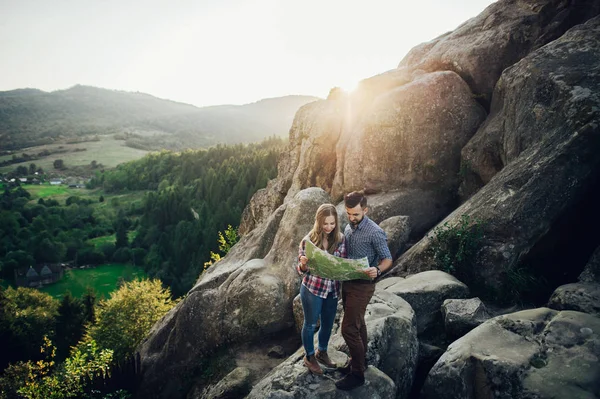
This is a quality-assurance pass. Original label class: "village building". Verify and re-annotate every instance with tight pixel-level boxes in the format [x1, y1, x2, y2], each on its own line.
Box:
[15, 264, 64, 287]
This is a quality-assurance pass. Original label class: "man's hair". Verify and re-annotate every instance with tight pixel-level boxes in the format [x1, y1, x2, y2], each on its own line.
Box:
[344, 191, 367, 208]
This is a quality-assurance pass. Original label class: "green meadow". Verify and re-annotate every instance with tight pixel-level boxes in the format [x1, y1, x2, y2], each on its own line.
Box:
[40, 263, 147, 299]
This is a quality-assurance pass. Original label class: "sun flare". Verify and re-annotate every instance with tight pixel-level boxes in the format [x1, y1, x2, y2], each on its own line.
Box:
[339, 79, 360, 94]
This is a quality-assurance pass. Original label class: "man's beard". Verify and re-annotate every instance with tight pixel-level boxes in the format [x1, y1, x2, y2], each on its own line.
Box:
[350, 217, 362, 227]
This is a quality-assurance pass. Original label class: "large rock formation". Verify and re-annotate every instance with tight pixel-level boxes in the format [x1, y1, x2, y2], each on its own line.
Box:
[239, 101, 344, 235]
[393, 16, 600, 298]
[397, 0, 600, 105]
[330, 70, 486, 200]
[136, 2, 600, 398]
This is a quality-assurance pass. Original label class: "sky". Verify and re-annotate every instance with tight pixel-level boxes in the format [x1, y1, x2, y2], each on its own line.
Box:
[0, 0, 496, 107]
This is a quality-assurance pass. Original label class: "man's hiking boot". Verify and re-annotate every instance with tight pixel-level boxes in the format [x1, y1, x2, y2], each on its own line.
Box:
[337, 357, 352, 374]
[304, 355, 323, 375]
[335, 372, 365, 390]
[315, 349, 336, 368]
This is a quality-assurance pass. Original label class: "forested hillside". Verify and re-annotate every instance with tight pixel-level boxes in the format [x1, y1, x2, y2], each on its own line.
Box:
[0, 136, 284, 397]
[0, 85, 317, 151]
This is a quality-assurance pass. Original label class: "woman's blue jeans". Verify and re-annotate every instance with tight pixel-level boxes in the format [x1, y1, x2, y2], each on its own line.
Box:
[300, 283, 338, 357]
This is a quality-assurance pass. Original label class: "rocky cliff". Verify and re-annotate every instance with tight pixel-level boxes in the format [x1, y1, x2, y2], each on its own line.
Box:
[136, 1, 600, 398]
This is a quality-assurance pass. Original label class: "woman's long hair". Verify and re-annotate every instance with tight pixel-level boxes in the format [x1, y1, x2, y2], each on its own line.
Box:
[309, 203, 342, 254]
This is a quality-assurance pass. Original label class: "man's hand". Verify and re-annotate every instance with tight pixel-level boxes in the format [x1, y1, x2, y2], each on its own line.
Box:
[299, 255, 309, 272]
[365, 267, 379, 279]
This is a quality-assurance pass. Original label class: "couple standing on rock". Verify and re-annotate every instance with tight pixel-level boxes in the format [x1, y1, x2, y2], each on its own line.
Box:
[296, 191, 393, 391]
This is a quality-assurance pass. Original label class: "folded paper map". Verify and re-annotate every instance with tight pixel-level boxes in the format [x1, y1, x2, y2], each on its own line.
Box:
[305, 240, 371, 281]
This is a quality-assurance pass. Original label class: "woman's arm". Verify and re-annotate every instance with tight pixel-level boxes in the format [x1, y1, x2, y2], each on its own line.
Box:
[296, 239, 309, 274]
[336, 234, 347, 258]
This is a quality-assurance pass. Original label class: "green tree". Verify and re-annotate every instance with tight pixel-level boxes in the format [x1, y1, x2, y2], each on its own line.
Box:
[0, 288, 59, 371]
[85, 279, 176, 361]
[115, 223, 128, 249]
[81, 287, 97, 324]
[53, 159, 64, 170]
[0, 337, 113, 399]
[16, 165, 28, 176]
[205, 225, 239, 269]
[54, 292, 86, 360]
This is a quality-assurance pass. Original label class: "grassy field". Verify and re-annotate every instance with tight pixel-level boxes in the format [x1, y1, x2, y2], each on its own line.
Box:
[0, 134, 149, 173]
[1, 264, 147, 300]
[88, 231, 136, 248]
[20, 184, 146, 215]
[40, 263, 147, 299]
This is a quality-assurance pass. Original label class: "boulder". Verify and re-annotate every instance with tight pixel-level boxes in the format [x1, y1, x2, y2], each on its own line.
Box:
[282, 100, 345, 203]
[547, 282, 600, 317]
[198, 202, 288, 290]
[395, 17, 600, 299]
[238, 179, 286, 236]
[189, 367, 252, 399]
[579, 245, 600, 283]
[383, 271, 469, 334]
[397, 0, 600, 104]
[331, 71, 486, 202]
[268, 346, 286, 359]
[379, 216, 411, 259]
[136, 188, 333, 399]
[292, 294, 304, 334]
[441, 297, 490, 338]
[238, 100, 343, 235]
[335, 189, 455, 239]
[460, 14, 600, 196]
[421, 308, 600, 399]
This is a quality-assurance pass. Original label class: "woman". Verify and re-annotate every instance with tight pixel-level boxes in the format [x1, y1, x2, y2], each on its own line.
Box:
[297, 203, 346, 375]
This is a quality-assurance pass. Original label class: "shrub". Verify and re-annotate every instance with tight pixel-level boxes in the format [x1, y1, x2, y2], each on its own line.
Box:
[85, 279, 176, 362]
[428, 214, 484, 283]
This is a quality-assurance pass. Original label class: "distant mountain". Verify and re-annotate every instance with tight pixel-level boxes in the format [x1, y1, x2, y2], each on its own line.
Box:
[0, 85, 320, 151]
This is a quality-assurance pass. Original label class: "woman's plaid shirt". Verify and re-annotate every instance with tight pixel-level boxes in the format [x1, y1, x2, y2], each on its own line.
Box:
[296, 235, 346, 298]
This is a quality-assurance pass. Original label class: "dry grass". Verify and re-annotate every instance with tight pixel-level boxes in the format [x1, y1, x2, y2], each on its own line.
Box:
[0, 135, 149, 173]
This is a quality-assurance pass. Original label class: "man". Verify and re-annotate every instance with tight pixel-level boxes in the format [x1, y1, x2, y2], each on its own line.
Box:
[335, 191, 393, 391]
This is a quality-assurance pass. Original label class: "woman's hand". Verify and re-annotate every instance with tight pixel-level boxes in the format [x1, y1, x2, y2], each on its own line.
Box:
[299, 255, 309, 272]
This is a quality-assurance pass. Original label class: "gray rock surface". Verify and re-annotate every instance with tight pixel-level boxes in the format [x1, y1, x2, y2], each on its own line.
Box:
[190, 367, 252, 399]
[547, 282, 600, 317]
[331, 71, 486, 201]
[397, 0, 600, 104]
[247, 358, 396, 399]
[383, 270, 469, 334]
[379, 215, 411, 259]
[579, 245, 600, 283]
[421, 308, 600, 399]
[394, 17, 600, 297]
[441, 297, 490, 338]
[335, 189, 453, 240]
[251, 289, 418, 399]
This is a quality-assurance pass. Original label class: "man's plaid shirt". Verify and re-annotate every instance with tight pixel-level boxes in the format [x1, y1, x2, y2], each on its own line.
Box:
[296, 235, 346, 298]
[344, 216, 392, 268]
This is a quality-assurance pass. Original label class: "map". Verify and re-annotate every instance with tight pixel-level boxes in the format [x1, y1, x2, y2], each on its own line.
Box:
[305, 240, 372, 281]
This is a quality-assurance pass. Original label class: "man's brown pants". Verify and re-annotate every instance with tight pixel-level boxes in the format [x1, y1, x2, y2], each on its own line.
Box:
[341, 280, 376, 377]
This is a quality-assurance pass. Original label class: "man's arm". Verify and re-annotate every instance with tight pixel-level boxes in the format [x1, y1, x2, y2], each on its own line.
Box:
[378, 258, 393, 274]
[374, 228, 393, 274]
